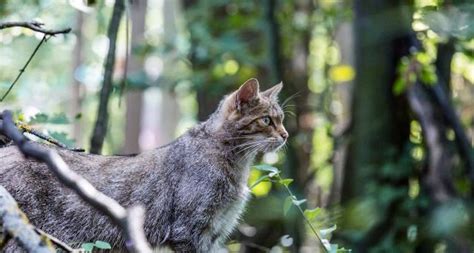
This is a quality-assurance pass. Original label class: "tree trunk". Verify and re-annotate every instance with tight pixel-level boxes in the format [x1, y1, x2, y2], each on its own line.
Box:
[341, 0, 412, 250]
[90, 0, 124, 154]
[122, 0, 147, 154]
[156, 0, 180, 145]
[329, 22, 354, 205]
[70, 11, 84, 147]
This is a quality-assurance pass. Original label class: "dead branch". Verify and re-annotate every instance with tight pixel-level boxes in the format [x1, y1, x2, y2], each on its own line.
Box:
[0, 185, 54, 253]
[0, 110, 152, 253]
[17, 121, 85, 152]
[0, 21, 71, 35]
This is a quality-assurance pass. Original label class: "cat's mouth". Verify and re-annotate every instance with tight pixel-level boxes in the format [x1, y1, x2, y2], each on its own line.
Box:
[262, 138, 286, 153]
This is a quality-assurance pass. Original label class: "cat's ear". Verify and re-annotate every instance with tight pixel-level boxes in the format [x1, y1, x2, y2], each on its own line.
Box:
[235, 78, 260, 109]
[261, 82, 283, 101]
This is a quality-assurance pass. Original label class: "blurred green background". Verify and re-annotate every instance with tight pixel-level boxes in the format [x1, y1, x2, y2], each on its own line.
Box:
[1, 0, 474, 252]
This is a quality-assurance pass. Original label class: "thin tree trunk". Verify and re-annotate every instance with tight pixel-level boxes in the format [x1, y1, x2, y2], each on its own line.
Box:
[90, 0, 124, 154]
[156, 0, 180, 145]
[329, 22, 354, 205]
[122, 0, 147, 154]
[71, 11, 84, 147]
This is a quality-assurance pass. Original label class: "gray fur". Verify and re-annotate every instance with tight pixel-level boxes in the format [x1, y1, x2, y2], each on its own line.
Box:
[0, 79, 287, 252]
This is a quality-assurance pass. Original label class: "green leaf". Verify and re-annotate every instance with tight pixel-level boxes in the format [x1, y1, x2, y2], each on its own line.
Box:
[48, 113, 70, 124]
[28, 112, 70, 124]
[393, 78, 406, 95]
[253, 164, 279, 174]
[283, 196, 293, 216]
[320, 225, 337, 238]
[29, 113, 48, 124]
[249, 175, 270, 189]
[304, 208, 322, 221]
[337, 247, 352, 252]
[81, 242, 95, 252]
[268, 171, 279, 178]
[94, 240, 112, 249]
[49, 131, 76, 147]
[279, 178, 293, 187]
[292, 198, 307, 206]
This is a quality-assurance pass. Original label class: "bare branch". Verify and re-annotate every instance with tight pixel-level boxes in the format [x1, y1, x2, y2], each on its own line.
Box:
[0, 185, 54, 253]
[0, 21, 71, 35]
[0, 35, 47, 102]
[17, 121, 85, 152]
[0, 22, 71, 102]
[0, 110, 152, 253]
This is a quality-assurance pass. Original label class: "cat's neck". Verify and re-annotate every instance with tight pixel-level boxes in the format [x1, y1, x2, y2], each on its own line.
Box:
[188, 119, 257, 168]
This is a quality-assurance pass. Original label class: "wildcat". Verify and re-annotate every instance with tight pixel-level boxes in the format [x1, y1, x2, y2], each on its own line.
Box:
[0, 78, 288, 252]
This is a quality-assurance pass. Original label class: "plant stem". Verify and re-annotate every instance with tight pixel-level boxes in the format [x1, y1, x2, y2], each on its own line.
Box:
[278, 175, 329, 253]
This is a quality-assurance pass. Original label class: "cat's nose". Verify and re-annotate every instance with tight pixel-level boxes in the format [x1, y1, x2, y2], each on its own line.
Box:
[280, 130, 288, 140]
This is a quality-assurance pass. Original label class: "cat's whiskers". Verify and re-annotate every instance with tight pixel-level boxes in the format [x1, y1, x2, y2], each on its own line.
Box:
[234, 141, 263, 155]
[281, 92, 300, 109]
[229, 139, 264, 152]
[223, 136, 256, 144]
[239, 142, 264, 163]
[284, 110, 296, 117]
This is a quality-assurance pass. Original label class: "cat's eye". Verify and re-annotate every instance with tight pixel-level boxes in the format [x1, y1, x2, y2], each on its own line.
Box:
[261, 116, 272, 126]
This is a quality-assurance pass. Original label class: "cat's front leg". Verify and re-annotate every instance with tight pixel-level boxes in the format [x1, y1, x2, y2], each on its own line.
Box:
[196, 233, 223, 253]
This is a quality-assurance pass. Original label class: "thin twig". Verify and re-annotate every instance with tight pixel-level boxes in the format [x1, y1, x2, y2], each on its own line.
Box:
[0, 34, 47, 102]
[34, 228, 74, 253]
[0, 110, 152, 253]
[0, 21, 71, 35]
[238, 241, 271, 252]
[17, 121, 85, 152]
[0, 21, 71, 101]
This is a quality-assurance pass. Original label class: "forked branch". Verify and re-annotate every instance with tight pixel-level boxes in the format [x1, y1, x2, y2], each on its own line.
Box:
[0, 21, 71, 102]
[0, 21, 71, 35]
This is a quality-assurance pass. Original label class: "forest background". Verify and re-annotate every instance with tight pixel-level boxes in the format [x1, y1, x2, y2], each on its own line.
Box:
[1, 0, 474, 252]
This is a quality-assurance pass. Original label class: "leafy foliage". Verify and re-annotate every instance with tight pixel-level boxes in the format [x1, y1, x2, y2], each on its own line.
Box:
[81, 240, 112, 252]
[253, 164, 351, 253]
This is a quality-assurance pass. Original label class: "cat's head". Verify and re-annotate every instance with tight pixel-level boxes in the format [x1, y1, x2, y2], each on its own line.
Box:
[213, 78, 288, 153]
